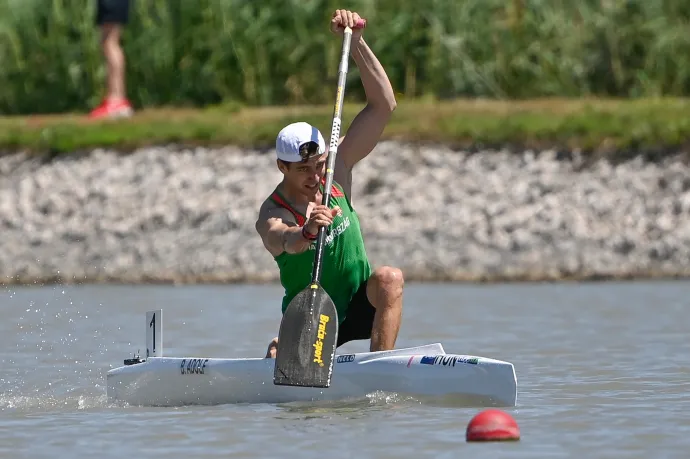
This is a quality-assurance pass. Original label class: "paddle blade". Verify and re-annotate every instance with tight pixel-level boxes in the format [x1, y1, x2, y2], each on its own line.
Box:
[273, 283, 338, 388]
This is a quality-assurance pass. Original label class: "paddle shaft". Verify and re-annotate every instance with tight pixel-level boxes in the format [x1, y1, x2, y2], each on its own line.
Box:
[309, 24, 359, 285]
[273, 20, 366, 388]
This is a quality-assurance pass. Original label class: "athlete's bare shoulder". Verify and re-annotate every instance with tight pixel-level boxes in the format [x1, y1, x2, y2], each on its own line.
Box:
[255, 197, 298, 256]
[256, 199, 297, 233]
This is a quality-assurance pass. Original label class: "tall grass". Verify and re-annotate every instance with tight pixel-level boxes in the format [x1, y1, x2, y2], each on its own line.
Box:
[1, 0, 689, 115]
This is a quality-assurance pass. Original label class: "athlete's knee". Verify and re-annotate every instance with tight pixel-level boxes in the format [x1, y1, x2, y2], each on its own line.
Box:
[369, 266, 404, 308]
[373, 266, 404, 290]
[266, 336, 278, 359]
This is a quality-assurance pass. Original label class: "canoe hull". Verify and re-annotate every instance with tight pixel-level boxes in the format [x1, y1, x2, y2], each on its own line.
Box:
[106, 344, 517, 407]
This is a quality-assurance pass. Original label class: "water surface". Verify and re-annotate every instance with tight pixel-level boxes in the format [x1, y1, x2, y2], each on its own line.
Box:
[2, 281, 688, 458]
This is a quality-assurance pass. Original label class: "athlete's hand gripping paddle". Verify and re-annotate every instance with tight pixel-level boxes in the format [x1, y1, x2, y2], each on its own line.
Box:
[273, 19, 365, 388]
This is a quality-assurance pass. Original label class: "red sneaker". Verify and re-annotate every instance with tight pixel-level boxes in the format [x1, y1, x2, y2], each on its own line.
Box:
[89, 97, 134, 119]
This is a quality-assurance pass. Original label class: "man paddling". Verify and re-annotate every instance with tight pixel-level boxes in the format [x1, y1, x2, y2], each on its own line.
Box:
[255, 9, 403, 359]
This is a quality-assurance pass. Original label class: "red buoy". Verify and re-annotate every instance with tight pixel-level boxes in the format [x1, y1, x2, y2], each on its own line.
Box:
[466, 409, 520, 442]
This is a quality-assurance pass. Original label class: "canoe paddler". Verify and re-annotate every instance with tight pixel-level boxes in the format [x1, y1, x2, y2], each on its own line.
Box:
[255, 8, 403, 359]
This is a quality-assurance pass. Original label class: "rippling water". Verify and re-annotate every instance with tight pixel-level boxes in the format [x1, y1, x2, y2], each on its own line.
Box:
[2, 281, 689, 458]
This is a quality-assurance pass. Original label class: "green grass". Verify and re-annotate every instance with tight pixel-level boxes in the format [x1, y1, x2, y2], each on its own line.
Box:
[1, 0, 690, 115]
[2, 98, 689, 159]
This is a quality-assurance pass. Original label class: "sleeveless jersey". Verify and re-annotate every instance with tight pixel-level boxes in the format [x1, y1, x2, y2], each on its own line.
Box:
[268, 181, 372, 324]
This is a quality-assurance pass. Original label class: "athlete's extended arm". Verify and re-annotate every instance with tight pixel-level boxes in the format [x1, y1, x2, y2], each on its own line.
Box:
[327, 11, 396, 197]
[337, 35, 396, 170]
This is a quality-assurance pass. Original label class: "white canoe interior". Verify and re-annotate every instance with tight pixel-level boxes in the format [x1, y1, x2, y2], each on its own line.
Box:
[106, 309, 518, 407]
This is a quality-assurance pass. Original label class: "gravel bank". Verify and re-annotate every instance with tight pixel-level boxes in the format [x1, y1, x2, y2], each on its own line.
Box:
[1, 142, 689, 285]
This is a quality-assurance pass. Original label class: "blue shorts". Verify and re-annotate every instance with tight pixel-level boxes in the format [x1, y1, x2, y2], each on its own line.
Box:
[96, 0, 131, 25]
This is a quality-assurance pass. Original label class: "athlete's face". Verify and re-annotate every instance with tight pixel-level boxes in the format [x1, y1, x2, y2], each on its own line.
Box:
[279, 153, 327, 197]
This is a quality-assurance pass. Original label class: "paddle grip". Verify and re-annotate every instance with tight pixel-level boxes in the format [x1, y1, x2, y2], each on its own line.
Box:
[335, 19, 366, 30]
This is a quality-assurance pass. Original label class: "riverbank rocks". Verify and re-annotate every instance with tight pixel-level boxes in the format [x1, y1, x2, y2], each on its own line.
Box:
[1, 142, 689, 285]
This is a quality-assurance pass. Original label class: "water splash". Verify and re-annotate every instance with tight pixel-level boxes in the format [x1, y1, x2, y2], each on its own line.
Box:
[1, 393, 108, 412]
[2, 285, 135, 417]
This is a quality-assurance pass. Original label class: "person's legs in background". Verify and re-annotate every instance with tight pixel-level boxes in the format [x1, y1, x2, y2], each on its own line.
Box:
[90, 0, 133, 119]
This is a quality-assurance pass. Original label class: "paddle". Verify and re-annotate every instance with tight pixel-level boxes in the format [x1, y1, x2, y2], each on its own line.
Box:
[273, 19, 365, 388]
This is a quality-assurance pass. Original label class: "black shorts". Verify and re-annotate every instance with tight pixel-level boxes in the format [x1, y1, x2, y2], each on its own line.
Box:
[96, 0, 131, 25]
[337, 280, 376, 347]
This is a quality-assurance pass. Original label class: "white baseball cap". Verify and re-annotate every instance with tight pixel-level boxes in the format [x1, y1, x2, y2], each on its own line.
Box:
[275, 122, 326, 162]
